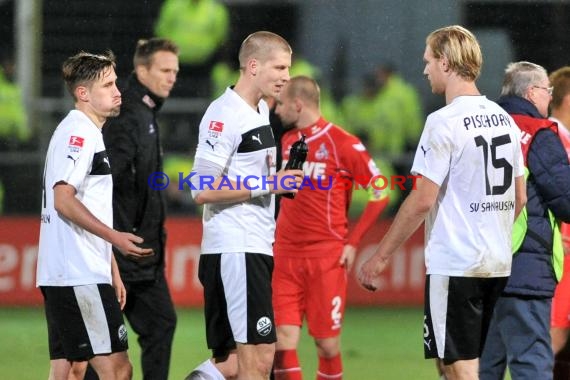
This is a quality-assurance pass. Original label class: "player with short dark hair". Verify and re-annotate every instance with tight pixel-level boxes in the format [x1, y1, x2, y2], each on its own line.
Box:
[37, 51, 153, 380]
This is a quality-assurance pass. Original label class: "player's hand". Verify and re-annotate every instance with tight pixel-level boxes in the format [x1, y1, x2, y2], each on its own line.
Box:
[272, 169, 303, 195]
[112, 232, 154, 259]
[339, 244, 357, 272]
[357, 254, 390, 292]
[112, 272, 127, 310]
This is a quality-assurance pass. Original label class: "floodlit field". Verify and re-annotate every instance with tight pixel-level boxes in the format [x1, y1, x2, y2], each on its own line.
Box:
[0, 307, 440, 379]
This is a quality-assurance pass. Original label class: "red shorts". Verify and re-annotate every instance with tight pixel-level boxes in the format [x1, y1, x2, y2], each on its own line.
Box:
[272, 254, 347, 339]
[552, 255, 570, 328]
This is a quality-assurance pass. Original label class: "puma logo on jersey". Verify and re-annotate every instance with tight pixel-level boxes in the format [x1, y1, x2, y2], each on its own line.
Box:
[206, 140, 217, 151]
[67, 155, 78, 165]
[421, 145, 431, 156]
[252, 134, 262, 145]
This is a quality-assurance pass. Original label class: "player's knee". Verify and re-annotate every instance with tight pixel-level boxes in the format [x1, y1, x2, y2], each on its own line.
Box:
[214, 352, 239, 379]
[256, 359, 274, 379]
[255, 344, 276, 376]
[220, 364, 238, 380]
[443, 359, 477, 380]
[276, 325, 300, 349]
[262, 345, 276, 364]
[315, 337, 340, 358]
[117, 360, 133, 380]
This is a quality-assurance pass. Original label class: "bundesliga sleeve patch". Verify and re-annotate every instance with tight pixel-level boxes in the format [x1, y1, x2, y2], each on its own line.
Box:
[68, 136, 84, 153]
[209, 121, 224, 132]
[208, 121, 224, 139]
[69, 136, 84, 147]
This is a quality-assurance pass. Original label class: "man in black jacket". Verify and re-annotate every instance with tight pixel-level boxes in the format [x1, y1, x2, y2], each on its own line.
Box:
[102, 38, 179, 380]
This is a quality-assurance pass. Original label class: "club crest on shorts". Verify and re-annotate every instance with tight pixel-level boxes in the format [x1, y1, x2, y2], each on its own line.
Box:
[118, 324, 128, 344]
[256, 316, 272, 336]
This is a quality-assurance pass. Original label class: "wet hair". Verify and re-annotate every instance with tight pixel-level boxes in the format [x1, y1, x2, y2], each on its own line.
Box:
[238, 31, 292, 70]
[284, 75, 320, 108]
[62, 51, 116, 98]
[549, 66, 570, 109]
[500, 61, 547, 98]
[426, 25, 482, 81]
[133, 38, 179, 68]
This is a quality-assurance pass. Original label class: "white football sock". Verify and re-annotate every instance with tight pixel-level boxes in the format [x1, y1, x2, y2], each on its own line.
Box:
[186, 359, 225, 380]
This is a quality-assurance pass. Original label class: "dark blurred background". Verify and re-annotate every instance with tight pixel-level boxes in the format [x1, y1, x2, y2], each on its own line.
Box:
[0, 0, 569, 215]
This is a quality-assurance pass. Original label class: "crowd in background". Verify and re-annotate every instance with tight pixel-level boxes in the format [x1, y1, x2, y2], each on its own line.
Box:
[5, 1, 570, 379]
[0, 0, 423, 217]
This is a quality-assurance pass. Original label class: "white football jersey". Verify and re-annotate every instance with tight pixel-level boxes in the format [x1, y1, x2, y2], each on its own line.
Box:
[194, 88, 277, 255]
[412, 96, 524, 277]
[37, 110, 113, 286]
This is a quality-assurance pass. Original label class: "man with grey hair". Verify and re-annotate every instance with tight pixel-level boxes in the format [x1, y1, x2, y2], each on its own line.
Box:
[480, 61, 570, 380]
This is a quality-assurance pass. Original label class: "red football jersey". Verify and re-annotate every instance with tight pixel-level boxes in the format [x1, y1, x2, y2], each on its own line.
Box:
[274, 117, 380, 257]
[550, 120, 570, 328]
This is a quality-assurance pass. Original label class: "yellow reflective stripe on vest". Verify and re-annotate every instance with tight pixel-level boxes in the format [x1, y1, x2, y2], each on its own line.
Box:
[512, 167, 564, 281]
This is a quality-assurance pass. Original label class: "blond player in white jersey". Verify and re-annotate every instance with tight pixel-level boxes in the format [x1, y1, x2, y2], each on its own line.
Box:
[358, 25, 526, 380]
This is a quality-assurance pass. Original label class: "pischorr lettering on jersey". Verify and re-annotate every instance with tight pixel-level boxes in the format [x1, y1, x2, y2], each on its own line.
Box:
[463, 112, 512, 130]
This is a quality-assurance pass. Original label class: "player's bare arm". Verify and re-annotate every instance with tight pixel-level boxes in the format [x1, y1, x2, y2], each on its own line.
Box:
[358, 176, 439, 291]
[343, 189, 390, 271]
[193, 168, 303, 205]
[111, 255, 126, 309]
[53, 182, 154, 258]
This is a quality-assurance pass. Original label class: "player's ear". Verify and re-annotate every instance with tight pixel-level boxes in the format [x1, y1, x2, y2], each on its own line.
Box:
[440, 56, 450, 73]
[249, 58, 258, 76]
[75, 85, 89, 102]
[294, 98, 303, 113]
[135, 64, 148, 82]
[562, 93, 570, 108]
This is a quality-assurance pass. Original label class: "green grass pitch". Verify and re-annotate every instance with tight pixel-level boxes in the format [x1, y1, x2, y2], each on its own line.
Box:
[0, 307, 439, 379]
